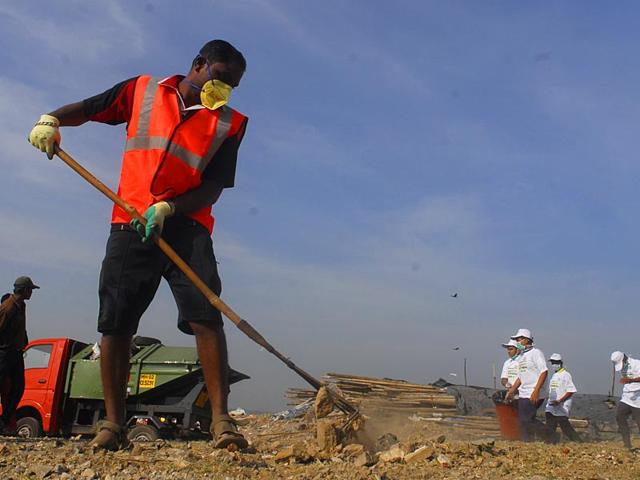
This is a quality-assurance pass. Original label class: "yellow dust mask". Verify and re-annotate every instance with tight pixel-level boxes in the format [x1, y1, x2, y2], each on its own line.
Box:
[201, 79, 232, 111]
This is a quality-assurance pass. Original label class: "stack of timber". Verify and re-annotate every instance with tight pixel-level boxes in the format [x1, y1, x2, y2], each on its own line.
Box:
[414, 414, 590, 434]
[285, 373, 600, 437]
[286, 372, 459, 417]
[420, 414, 502, 434]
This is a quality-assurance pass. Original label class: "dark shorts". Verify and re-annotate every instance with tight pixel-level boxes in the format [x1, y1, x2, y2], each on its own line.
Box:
[98, 216, 223, 335]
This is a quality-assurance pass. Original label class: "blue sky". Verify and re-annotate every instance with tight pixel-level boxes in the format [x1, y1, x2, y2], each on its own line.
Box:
[1, 1, 639, 411]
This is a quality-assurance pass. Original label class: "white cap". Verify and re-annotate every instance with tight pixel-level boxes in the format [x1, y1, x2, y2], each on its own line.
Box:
[501, 339, 520, 348]
[611, 351, 625, 372]
[549, 353, 562, 362]
[510, 328, 533, 341]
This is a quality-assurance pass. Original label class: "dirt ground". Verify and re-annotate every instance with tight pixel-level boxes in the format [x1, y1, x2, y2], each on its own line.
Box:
[0, 412, 638, 480]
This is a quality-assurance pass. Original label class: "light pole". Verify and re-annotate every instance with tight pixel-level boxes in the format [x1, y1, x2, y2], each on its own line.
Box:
[463, 357, 468, 387]
[453, 346, 468, 386]
[492, 362, 497, 390]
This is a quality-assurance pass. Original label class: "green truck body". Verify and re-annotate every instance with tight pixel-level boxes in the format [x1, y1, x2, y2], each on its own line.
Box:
[67, 343, 203, 399]
[9, 337, 248, 441]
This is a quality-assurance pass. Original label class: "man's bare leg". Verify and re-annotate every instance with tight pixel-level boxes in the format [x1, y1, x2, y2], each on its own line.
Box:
[90, 333, 132, 449]
[190, 322, 247, 448]
[190, 322, 229, 416]
[100, 333, 132, 424]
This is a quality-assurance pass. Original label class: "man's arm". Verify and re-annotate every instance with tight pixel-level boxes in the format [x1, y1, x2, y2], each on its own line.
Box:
[549, 391, 575, 406]
[29, 77, 137, 158]
[170, 179, 224, 215]
[557, 391, 574, 403]
[0, 298, 16, 334]
[530, 370, 548, 403]
[49, 102, 89, 127]
[620, 377, 640, 384]
[500, 361, 509, 387]
[506, 378, 521, 400]
[551, 375, 577, 405]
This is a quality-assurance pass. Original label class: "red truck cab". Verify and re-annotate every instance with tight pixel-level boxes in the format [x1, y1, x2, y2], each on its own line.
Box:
[1, 338, 87, 436]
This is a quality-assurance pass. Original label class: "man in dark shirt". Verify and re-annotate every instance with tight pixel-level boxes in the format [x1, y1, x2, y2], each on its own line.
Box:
[0, 276, 38, 432]
[28, 40, 249, 450]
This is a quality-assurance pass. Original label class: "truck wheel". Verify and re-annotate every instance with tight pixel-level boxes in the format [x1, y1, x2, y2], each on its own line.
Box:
[128, 424, 159, 442]
[16, 417, 42, 438]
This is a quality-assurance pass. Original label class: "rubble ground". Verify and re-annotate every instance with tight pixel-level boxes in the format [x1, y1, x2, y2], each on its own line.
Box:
[1, 413, 639, 480]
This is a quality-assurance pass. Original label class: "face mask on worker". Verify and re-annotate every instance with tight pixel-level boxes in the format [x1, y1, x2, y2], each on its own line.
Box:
[188, 58, 233, 110]
[552, 364, 562, 372]
[622, 360, 630, 377]
[515, 343, 526, 353]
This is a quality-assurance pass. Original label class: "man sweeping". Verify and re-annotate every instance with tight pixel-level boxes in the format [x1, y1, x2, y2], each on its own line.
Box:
[28, 40, 248, 451]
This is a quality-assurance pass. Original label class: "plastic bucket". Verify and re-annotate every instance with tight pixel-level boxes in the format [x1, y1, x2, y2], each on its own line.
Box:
[495, 403, 521, 440]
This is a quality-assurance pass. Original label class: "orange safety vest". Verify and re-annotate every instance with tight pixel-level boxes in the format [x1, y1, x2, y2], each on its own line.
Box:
[111, 75, 247, 233]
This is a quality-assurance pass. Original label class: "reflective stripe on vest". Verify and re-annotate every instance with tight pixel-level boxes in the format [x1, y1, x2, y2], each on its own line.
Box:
[124, 105, 233, 173]
[136, 78, 159, 136]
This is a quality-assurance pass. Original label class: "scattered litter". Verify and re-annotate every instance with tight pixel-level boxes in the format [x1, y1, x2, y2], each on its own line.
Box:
[89, 342, 100, 360]
[271, 399, 312, 421]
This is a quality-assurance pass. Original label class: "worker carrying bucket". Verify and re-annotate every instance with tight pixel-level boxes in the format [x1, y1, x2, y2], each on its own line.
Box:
[505, 328, 549, 442]
[493, 339, 521, 440]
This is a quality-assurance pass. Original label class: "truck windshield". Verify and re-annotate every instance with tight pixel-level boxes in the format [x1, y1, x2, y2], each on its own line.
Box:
[24, 344, 53, 369]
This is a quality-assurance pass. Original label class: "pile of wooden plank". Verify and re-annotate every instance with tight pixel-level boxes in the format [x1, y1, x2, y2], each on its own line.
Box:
[285, 373, 604, 439]
[412, 414, 590, 434]
[286, 372, 459, 417]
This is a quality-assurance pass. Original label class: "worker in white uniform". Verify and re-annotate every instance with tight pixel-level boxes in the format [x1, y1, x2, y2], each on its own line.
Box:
[611, 351, 640, 450]
[505, 328, 548, 441]
[545, 353, 580, 443]
[500, 339, 520, 389]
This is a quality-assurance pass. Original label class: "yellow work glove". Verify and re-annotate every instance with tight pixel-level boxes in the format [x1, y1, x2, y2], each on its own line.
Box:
[28, 114, 61, 160]
[131, 201, 175, 242]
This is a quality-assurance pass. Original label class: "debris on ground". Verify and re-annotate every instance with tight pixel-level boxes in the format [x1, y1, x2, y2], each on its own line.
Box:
[270, 399, 312, 421]
[1, 373, 637, 478]
[2, 417, 640, 480]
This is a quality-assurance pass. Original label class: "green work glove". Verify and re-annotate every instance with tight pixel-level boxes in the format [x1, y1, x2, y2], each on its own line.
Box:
[131, 201, 174, 242]
[28, 114, 61, 160]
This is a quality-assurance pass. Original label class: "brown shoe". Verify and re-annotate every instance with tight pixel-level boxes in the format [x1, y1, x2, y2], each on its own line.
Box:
[211, 414, 248, 450]
[89, 420, 130, 451]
